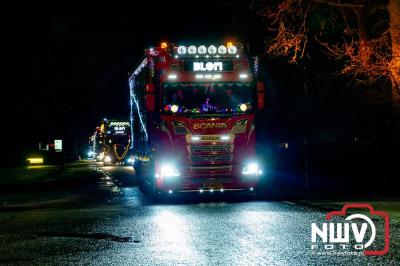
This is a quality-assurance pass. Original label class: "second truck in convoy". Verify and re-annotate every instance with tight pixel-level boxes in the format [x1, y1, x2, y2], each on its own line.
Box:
[92, 119, 131, 165]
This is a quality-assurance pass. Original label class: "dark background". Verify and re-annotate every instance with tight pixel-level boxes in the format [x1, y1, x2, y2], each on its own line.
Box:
[3, 0, 399, 196]
[5, 0, 256, 164]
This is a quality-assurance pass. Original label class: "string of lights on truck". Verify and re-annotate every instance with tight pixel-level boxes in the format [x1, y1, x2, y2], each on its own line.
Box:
[129, 57, 149, 148]
[113, 141, 130, 161]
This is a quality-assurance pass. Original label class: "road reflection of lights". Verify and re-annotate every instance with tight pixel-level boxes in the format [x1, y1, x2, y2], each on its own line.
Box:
[152, 210, 201, 263]
[122, 166, 134, 172]
[232, 210, 285, 265]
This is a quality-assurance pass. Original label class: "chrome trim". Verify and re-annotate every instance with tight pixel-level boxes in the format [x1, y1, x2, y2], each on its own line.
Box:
[189, 153, 233, 164]
[190, 165, 232, 171]
[187, 143, 233, 154]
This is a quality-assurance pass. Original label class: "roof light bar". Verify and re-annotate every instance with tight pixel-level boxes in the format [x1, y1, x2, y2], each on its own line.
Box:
[218, 45, 227, 54]
[177, 46, 186, 54]
[188, 46, 197, 54]
[198, 45, 207, 54]
[175, 44, 238, 55]
[228, 46, 237, 54]
[208, 45, 217, 54]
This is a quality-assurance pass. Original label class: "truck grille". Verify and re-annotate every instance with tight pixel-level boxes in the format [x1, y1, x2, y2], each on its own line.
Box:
[191, 178, 233, 183]
[187, 135, 234, 166]
[188, 144, 233, 153]
[190, 165, 232, 177]
[189, 153, 233, 164]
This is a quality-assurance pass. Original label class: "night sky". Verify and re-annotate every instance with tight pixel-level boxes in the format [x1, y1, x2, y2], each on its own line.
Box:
[5, 0, 264, 163]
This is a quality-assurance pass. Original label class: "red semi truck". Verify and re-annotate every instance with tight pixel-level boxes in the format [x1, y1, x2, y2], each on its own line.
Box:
[130, 41, 265, 195]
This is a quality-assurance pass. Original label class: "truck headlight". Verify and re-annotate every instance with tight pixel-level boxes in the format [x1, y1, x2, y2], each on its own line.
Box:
[104, 155, 112, 163]
[159, 164, 180, 178]
[242, 162, 261, 175]
[127, 156, 135, 164]
[220, 135, 231, 141]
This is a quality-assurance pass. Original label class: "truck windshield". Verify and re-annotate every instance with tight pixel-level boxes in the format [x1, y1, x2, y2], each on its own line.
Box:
[162, 83, 254, 115]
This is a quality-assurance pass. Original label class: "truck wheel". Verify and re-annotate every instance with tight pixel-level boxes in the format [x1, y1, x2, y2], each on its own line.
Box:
[135, 162, 145, 191]
[148, 178, 163, 201]
[138, 176, 146, 193]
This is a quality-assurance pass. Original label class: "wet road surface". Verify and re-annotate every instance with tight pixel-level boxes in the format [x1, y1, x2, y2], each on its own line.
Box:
[0, 165, 399, 265]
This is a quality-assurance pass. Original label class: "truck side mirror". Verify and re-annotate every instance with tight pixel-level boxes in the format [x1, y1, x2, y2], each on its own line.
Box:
[256, 82, 265, 111]
[145, 84, 155, 112]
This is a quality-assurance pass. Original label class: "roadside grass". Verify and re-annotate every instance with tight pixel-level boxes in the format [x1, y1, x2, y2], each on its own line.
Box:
[302, 200, 400, 225]
[0, 161, 99, 186]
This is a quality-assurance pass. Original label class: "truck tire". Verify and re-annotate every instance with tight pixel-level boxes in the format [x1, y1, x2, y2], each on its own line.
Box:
[134, 162, 145, 192]
[138, 177, 146, 193]
[150, 178, 163, 198]
[136, 160, 158, 198]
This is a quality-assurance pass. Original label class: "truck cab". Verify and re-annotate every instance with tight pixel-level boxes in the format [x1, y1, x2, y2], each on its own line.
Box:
[130, 41, 265, 195]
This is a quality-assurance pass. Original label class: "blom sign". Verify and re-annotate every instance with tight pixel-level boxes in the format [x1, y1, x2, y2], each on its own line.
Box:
[193, 62, 223, 71]
[183, 61, 233, 72]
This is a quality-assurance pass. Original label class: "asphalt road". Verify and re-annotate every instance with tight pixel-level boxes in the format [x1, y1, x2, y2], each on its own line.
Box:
[0, 165, 399, 265]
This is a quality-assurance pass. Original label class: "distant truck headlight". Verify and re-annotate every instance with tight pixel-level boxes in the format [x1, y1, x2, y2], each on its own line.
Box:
[104, 155, 112, 163]
[159, 164, 180, 178]
[127, 156, 135, 164]
[242, 162, 261, 175]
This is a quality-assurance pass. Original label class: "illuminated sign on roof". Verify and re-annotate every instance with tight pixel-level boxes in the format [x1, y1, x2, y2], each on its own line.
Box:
[183, 61, 233, 72]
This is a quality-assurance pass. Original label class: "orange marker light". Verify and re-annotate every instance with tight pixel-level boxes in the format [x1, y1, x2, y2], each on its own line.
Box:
[161, 42, 168, 49]
[227, 42, 233, 48]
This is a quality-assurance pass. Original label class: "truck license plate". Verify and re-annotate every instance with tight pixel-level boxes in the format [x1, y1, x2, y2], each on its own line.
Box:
[204, 181, 223, 189]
